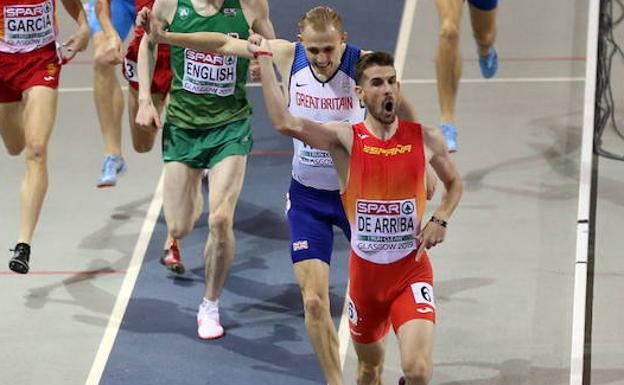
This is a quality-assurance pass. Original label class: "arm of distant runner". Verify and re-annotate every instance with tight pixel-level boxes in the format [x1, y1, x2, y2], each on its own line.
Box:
[135, 33, 162, 130]
[415, 125, 464, 260]
[247, 0, 275, 81]
[250, 0, 276, 39]
[95, 0, 123, 64]
[95, 0, 116, 38]
[425, 124, 463, 220]
[254, 39, 347, 151]
[135, 0, 173, 130]
[137, 33, 157, 104]
[59, 0, 90, 60]
[138, 0, 175, 103]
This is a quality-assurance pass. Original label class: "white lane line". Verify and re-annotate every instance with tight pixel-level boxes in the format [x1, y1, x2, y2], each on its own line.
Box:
[84, 172, 164, 385]
[337, 294, 352, 370]
[402, 76, 585, 84]
[570, 0, 600, 381]
[395, 0, 418, 79]
[59, 86, 129, 93]
[58, 77, 583, 93]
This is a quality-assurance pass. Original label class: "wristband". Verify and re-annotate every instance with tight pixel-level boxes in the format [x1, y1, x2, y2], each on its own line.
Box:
[254, 50, 273, 58]
[430, 216, 447, 228]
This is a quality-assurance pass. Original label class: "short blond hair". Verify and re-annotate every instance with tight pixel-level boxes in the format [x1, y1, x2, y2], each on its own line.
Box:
[298, 6, 343, 33]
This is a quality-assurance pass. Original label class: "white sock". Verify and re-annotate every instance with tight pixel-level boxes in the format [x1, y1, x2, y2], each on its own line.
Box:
[200, 298, 218, 311]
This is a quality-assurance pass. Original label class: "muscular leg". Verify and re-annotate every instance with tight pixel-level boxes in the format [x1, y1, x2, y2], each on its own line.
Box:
[397, 320, 435, 385]
[203, 155, 247, 301]
[468, 4, 497, 56]
[294, 260, 343, 385]
[18, 87, 58, 244]
[93, 31, 124, 157]
[434, 0, 464, 125]
[0, 102, 25, 155]
[353, 339, 386, 385]
[162, 161, 203, 240]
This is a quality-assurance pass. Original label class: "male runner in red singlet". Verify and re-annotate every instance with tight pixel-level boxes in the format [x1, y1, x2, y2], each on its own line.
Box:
[253, 39, 463, 385]
[1, 0, 90, 274]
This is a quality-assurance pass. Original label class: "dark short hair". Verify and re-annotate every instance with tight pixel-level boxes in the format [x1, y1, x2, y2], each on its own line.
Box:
[355, 51, 395, 85]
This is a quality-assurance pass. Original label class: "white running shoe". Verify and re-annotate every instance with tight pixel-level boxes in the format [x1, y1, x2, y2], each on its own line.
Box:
[197, 303, 224, 340]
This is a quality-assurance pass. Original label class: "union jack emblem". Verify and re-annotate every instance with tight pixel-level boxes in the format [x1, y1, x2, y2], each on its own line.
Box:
[292, 240, 309, 251]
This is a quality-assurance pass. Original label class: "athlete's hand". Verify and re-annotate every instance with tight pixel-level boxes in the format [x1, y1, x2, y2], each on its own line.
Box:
[136, 99, 162, 133]
[62, 24, 90, 62]
[95, 32, 124, 65]
[136, 7, 151, 33]
[148, 14, 168, 44]
[246, 33, 271, 56]
[414, 220, 446, 261]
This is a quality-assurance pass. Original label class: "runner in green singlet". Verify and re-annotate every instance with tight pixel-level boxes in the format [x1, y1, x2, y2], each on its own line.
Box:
[135, 0, 274, 340]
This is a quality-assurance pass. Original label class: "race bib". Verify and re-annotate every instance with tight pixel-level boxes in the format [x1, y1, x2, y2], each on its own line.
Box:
[124, 58, 138, 82]
[354, 199, 418, 254]
[297, 143, 333, 168]
[182, 48, 237, 96]
[3, 0, 55, 47]
[411, 282, 435, 308]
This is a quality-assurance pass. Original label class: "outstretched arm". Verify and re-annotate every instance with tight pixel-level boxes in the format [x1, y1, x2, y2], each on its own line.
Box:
[156, 30, 255, 59]
[415, 125, 463, 260]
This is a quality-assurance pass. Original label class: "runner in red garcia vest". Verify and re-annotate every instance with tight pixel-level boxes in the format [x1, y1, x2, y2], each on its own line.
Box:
[1, 0, 89, 274]
[254, 41, 463, 385]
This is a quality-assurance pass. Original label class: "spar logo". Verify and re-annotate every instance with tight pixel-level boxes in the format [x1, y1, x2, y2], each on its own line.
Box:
[5, 1, 51, 18]
[357, 201, 413, 216]
[186, 50, 225, 66]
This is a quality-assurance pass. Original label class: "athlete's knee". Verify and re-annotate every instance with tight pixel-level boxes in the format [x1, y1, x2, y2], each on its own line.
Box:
[473, 28, 496, 48]
[439, 20, 460, 45]
[303, 292, 328, 322]
[93, 59, 117, 78]
[208, 211, 234, 235]
[167, 220, 193, 240]
[401, 357, 432, 385]
[24, 142, 47, 162]
[356, 360, 383, 385]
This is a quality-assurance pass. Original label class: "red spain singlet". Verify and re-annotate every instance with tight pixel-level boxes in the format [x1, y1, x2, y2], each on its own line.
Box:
[342, 120, 428, 264]
[342, 120, 436, 344]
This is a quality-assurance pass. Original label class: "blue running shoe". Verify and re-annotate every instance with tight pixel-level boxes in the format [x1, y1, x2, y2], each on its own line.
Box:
[439, 123, 458, 153]
[478, 47, 498, 79]
[96, 155, 126, 188]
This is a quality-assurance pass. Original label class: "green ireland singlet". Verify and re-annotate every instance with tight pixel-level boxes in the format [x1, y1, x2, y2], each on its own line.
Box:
[166, 0, 250, 129]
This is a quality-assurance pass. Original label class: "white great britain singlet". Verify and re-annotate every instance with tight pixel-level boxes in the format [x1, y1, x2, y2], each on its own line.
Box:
[288, 42, 365, 191]
[0, 0, 57, 53]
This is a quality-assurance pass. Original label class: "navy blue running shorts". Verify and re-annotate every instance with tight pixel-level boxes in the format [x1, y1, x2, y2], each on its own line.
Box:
[467, 0, 498, 11]
[286, 178, 351, 265]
